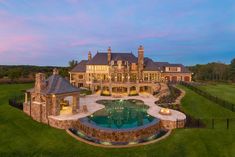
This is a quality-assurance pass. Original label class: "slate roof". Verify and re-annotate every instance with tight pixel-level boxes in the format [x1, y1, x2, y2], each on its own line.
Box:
[87, 53, 108, 65]
[154, 62, 191, 73]
[27, 74, 80, 95]
[143, 57, 190, 73]
[143, 57, 161, 71]
[70, 52, 190, 73]
[111, 52, 137, 63]
[87, 52, 137, 65]
[71, 60, 88, 72]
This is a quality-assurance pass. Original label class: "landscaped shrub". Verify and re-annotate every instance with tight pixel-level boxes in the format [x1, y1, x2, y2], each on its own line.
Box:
[128, 90, 139, 96]
[155, 85, 181, 104]
[80, 89, 92, 96]
[8, 93, 24, 110]
[101, 90, 111, 96]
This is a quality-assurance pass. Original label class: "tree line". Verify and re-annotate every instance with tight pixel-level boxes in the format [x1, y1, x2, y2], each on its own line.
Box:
[0, 65, 69, 82]
[188, 58, 235, 82]
[0, 58, 234, 83]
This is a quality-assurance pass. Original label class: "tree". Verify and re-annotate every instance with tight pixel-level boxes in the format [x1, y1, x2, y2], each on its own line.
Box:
[8, 68, 21, 81]
[59, 68, 69, 78]
[189, 62, 230, 82]
[68, 60, 78, 69]
[230, 58, 235, 82]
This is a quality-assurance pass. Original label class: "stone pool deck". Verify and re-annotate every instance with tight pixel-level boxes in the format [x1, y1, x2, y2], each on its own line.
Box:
[49, 91, 186, 129]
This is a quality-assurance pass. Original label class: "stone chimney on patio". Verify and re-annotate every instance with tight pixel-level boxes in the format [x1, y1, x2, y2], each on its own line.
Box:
[35, 73, 46, 93]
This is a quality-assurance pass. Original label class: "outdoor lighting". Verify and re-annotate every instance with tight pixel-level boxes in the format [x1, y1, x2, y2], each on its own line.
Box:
[100, 141, 112, 145]
[90, 114, 94, 117]
[128, 141, 138, 145]
[159, 108, 171, 115]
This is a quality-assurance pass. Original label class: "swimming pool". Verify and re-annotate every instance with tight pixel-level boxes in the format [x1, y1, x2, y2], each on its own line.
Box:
[87, 99, 156, 129]
[71, 99, 164, 144]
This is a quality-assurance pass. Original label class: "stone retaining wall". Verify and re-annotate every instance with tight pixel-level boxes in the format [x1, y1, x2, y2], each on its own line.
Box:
[161, 119, 185, 129]
[48, 117, 75, 129]
[23, 102, 30, 116]
[72, 119, 162, 142]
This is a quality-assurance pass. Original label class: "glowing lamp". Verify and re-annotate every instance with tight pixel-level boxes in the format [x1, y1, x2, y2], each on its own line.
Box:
[159, 108, 171, 115]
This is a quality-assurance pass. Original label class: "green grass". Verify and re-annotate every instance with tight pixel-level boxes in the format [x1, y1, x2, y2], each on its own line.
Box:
[0, 84, 235, 157]
[198, 83, 235, 104]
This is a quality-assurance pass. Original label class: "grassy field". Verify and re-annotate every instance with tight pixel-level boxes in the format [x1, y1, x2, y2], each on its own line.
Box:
[198, 83, 235, 104]
[0, 84, 234, 157]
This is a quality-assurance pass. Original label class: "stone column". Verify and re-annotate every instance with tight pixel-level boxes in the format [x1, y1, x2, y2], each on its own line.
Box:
[109, 86, 112, 95]
[127, 86, 130, 95]
[136, 85, 140, 93]
[72, 95, 79, 113]
[25, 93, 28, 103]
[100, 80, 103, 93]
[52, 95, 59, 116]
[69, 73, 71, 83]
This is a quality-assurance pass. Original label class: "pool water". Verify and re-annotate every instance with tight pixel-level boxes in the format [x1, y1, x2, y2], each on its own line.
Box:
[87, 99, 156, 129]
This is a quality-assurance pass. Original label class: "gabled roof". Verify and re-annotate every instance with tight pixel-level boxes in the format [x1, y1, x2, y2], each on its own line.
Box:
[143, 58, 190, 73]
[87, 52, 138, 65]
[69, 51, 191, 73]
[154, 62, 170, 71]
[143, 58, 161, 71]
[71, 60, 88, 72]
[27, 74, 80, 95]
[155, 62, 191, 73]
[87, 53, 108, 65]
[44, 74, 80, 94]
[111, 53, 137, 63]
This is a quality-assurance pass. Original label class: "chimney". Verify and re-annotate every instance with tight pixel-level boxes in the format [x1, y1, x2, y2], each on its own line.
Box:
[88, 51, 92, 61]
[53, 68, 59, 75]
[107, 46, 111, 64]
[138, 45, 144, 80]
[35, 73, 46, 93]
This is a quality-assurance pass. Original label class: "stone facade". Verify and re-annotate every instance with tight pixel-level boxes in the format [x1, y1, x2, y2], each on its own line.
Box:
[160, 119, 185, 130]
[48, 117, 74, 129]
[23, 69, 80, 125]
[70, 46, 192, 95]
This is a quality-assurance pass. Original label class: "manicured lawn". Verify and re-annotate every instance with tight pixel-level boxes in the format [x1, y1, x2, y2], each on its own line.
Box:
[198, 83, 235, 104]
[0, 84, 234, 157]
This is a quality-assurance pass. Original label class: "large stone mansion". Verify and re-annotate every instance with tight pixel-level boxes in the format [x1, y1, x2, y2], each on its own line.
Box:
[70, 46, 191, 95]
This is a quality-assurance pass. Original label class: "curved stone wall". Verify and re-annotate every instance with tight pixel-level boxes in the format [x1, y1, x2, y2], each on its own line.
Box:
[73, 118, 162, 142]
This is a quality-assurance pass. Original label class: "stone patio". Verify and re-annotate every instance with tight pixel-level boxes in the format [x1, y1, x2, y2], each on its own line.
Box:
[49, 91, 186, 129]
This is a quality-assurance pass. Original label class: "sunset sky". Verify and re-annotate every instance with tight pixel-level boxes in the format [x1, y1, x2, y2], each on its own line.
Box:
[0, 0, 235, 66]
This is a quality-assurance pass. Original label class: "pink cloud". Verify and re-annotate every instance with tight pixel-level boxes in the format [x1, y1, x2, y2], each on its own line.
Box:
[0, 35, 41, 52]
[0, 10, 44, 59]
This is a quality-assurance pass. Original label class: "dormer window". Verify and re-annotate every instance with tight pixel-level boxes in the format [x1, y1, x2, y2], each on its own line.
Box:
[131, 63, 137, 70]
[117, 60, 122, 69]
[111, 60, 114, 66]
[165, 67, 181, 72]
